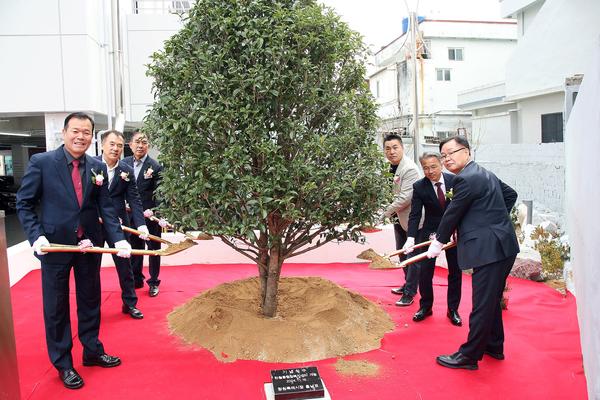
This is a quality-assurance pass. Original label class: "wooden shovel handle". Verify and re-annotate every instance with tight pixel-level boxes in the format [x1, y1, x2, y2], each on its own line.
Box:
[40, 244, 161, 256]
[397, 242, 457, 268]
[121, 225, 171, 244]
[385, 240, 433, 259]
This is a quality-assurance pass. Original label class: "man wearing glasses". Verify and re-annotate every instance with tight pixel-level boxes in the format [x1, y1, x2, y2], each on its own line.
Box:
[426, 135, 518, 370]
[124, 130, 164, 297]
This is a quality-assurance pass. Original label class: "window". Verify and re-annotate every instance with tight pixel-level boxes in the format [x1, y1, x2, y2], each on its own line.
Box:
[436, 131, 454, 140]
[436, 69, 451, 81]
[541, 112, 563, 143]
[448, 48, 464, 61]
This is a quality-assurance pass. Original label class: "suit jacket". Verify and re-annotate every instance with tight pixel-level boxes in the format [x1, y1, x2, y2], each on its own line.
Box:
[383, 156, 422, 231]
[407, 172, 455, 241]
[436, 161, 519, 270]
[16, 146, 124, 263]
[94, 156, 145, 230]
[123, 155, 162, 211]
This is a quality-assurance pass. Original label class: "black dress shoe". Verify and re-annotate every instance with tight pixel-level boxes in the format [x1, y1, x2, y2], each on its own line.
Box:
[447, 309, 462, 326]
[82, 353, 122, 368]
[122, 305, 144, 319]
[149, 285, 159, 297]
[391, 287, 405, 295]
[413, 307, 433, 322]
[436, 352, 478, 370]
[58, 368, 84, 389]
[395, 294, 414, 306]
[484, 350, 505, 360]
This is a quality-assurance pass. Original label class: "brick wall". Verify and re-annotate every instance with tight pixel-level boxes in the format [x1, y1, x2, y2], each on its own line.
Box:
[473, 143, 565, 219]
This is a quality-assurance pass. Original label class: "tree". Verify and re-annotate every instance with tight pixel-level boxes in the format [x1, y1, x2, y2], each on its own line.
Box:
[145, 0, 392, 317]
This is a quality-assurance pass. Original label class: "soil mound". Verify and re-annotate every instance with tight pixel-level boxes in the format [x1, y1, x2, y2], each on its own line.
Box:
[168, 276, 394, 363]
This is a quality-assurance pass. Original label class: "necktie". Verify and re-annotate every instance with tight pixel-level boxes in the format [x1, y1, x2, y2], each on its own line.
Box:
[71, 159, 84, 237]
[435, 182, 445, 209]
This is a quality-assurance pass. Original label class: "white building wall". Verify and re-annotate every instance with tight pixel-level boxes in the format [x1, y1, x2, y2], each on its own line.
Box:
[0, 0, 111, 114]
[517, 92, 563, 143]
[504, 0, 600, 100]
[565, 36, 600, 400]
[123, 14, 183, 122]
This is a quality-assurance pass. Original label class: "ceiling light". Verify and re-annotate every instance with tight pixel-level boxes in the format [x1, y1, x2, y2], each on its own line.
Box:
[0, 132, 32, 137]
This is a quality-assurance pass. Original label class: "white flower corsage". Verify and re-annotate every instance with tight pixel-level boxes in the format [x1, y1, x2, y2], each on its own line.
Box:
[120, 171, 130, 182]
[143, 167, 154, 179]
[393, 176, 400, 184]
[91, 169, 104, 186]
[445, 188, 454, 200]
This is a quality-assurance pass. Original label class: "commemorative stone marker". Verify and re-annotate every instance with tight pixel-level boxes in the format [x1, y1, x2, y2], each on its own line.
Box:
[265, 366, 328, 400]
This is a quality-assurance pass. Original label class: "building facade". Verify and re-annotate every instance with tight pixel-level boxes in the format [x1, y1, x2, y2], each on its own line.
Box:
[369, 18, 516, 150]
[0, 0, 190, 186]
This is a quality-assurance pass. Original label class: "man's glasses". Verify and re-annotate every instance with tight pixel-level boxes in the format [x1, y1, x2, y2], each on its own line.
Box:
[440, 147, 466, 160]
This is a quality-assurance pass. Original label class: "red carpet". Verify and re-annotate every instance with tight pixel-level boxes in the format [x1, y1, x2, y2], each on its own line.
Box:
[11, 263, 587, 399]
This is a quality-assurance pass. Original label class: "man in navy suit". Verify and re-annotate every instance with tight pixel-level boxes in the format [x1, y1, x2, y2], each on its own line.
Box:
[123, 130, 164, 297]
[404, 152, 462, 326]
[426, 136, 518, 370]
[16, 113, 132, 389]
[97, 130, 148, 319]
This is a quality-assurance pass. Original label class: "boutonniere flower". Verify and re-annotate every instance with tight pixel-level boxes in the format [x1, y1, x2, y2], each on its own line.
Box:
[120, 171, 130, 182]
[143, 167, 154, 179]
[91, 169, 104, 186]
[445, 188, 454, 200]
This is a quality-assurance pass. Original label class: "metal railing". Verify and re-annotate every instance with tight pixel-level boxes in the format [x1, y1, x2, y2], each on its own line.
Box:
[132, 0, 194, 14]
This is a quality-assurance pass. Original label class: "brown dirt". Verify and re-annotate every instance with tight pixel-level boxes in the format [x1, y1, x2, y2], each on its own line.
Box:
[167, 276, 395, 363]
[334, 358, 380, 376]
[544, 279, 567, 295]
[356, 248, 397, 269]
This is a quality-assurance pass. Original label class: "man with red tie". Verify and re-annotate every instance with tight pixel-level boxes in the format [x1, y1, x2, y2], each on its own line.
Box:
[17, 112, 132, 389]
[403, 152, 462, 326]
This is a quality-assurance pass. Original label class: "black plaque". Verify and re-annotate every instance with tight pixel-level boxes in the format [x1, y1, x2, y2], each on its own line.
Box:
[270, 367, 325, 400]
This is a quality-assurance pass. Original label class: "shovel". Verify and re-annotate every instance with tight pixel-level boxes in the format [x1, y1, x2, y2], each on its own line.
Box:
[41, 238, 197, 257]
[148, 215, 213, 241]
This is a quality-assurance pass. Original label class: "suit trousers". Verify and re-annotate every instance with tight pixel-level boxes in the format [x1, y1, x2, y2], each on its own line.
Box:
[130, 218, 162, 286]
[417, 246, 461, 311]
[458, 254, 517, 360]
[106, 237, 138, 308]
[394, 223, 420, 297]
[41, 253, 105, 370]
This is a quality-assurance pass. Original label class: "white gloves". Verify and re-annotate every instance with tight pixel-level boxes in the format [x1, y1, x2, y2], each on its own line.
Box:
[33, 235, 50, 255]
[158, 218, 169, 228]
[426, 239, 444, 259]
[143, 209, 154, 218]
[78, 239, 94, 251]
[114, 240, 132, 258]
[137, 225, 150, 241]
[402, 237, 415, 255]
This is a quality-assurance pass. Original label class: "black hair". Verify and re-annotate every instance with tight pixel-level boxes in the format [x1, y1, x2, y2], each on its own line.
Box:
[439, 135, 470, 152]
[100, 130, 125, 143]
[383, 134, 403, 145]
[64, 112, 95, 132]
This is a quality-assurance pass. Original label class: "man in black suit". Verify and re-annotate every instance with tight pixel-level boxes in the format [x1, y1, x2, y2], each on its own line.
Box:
[97, 130, 148, 319]
[123, 130, 164, 297]
[16, 113, 131, 389]
[404, 152, 462, 326]
[426, 135, 519, 370]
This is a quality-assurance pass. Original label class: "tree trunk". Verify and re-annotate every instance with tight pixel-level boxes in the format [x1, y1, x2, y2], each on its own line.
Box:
[261, 242, 283, 317]
[257, 233, 269, 306]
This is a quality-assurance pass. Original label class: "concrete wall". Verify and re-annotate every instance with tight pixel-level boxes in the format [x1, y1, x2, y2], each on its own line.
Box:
[0, 0, 110, 114]
[565, 35, 600, 400]
[517, 91, 564, 143]
[123, 14, 183, 122]
[504, 0, 600, 100]
[474, 143, 565, 218]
